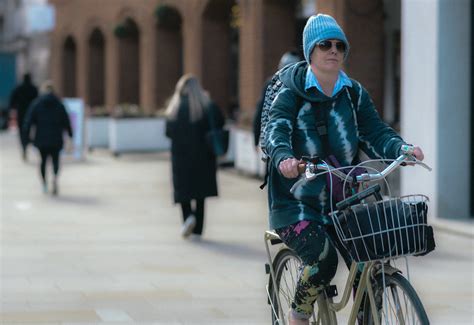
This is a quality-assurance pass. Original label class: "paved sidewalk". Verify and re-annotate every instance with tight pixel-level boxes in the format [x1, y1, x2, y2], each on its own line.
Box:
[1, 130, 473, 324]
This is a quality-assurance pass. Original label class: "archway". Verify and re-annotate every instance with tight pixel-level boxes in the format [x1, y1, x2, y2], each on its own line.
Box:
[88, 28, 105, 109]
[202, 0, 238, 117]
[154, 5, 183, 110]
[62, 36, 77, 97]
[117, 18, 140, 105]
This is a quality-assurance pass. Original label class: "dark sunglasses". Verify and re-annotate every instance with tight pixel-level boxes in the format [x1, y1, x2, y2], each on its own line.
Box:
[316, 40, 346, 53]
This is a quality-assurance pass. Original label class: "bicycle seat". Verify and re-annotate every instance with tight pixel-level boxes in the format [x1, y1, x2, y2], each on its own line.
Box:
[265, 230, 283, 245]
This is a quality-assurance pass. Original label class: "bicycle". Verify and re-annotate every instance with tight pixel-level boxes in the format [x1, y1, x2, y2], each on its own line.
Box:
[264, 147, 434, 324]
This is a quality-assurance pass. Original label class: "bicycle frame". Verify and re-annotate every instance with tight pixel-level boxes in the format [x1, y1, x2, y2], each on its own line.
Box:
[265, 230, 402, 325]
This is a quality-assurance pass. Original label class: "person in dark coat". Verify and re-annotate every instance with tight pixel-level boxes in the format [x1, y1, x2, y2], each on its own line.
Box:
[165, 74, 224, 238]
[23, 81, 73, 195]
[9, 73, 38, 160]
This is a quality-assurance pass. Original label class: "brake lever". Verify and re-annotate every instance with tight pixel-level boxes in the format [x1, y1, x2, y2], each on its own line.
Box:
[401, 155, 432, 172]
[305, 165, 318, 181]
[291, 163, 318, 194]
[417, 160, 432, 171]
[290, 177, 307, 194]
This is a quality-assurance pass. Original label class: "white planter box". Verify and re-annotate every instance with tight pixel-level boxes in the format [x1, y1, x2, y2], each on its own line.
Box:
[234, 128, 266, 177]
[109, 117, 170, 155]
[86, 117, 110, 149]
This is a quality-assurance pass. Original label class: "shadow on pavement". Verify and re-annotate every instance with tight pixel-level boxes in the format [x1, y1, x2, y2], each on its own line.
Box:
[111, 151, 170, 162]
[51, 194, 101, 206]
[190, 238, 265, 262]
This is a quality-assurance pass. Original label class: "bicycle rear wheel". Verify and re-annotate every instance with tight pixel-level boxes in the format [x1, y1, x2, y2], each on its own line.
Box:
[269, 248, 319, 324]
[362, 272, 429, 325]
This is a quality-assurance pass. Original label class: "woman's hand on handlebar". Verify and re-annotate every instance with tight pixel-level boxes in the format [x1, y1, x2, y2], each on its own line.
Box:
[279, 157, 301, 179]
[413, 146, 424, 161]
[401, 144, 424, 165]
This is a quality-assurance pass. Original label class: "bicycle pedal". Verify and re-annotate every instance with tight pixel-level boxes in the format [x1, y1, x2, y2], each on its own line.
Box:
[325, 285, 338, 298]
[265, 263, 270, 274]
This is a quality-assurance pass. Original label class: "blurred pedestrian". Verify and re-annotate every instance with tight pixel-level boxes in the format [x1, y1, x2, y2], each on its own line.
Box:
[253, 51, 302, 147]
[23, 81, 73, 195]
[9, 73, 38, 161]
[165, 74, 224, 239]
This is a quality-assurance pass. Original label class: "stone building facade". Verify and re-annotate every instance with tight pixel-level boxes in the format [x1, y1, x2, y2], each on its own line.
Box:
[49, 0, 385, 125]
[50, 0, 474, 222]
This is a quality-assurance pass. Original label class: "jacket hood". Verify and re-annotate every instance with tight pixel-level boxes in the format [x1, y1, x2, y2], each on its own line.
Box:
[40, 93, 61, 107]
[279, 61, 350, 102]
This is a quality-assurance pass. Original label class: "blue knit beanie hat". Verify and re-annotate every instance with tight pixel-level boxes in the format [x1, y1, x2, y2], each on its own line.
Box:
[303, 14, 350, 63]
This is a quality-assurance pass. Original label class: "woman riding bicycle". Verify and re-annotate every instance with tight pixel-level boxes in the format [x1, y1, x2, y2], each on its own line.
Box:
[264, 14, 424, 325]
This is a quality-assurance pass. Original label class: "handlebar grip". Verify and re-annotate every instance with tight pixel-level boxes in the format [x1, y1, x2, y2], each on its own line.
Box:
[335, 184, 381, 211]
[297, 163, 306, 174]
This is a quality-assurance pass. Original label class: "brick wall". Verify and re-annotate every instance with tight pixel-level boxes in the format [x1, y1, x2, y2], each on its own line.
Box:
[49, 0, 385, 123]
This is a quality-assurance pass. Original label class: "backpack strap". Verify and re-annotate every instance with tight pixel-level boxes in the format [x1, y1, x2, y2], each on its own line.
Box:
[314, 101, 332, 158]
[315, 82, 360, 160]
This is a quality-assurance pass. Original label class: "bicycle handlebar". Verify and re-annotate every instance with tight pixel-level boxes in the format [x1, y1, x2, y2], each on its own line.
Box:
[297, 146, 432, 184]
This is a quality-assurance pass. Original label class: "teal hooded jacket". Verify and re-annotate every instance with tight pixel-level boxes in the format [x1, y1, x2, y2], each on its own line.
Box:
[265, 62, 406, 230]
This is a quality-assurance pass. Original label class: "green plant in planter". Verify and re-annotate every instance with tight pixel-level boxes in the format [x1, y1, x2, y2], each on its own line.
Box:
[113, 103, 154, 118]
[89, 106, 109, 117]
[114, 23, 127, 38]
[154, 5, 181, 29]
[154, 108, 167, 118]
[114, 18, 138, 38]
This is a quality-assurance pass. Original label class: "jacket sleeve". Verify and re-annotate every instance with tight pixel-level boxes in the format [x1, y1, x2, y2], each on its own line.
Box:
[22, 101, 36, 141]
[61, 104, 73, 138]
[165, 119, 174, 139]
[264, 88, 298, 171]
[211, 102, 225, 129]
[9, 87, 19, 109]
[356, 86, 406, 159]
[253, 102, 262, 147]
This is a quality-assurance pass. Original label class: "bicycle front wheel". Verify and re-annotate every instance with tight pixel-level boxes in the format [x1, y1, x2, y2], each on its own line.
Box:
[269, 248, 300, 324]
[362, 272, 429, 325]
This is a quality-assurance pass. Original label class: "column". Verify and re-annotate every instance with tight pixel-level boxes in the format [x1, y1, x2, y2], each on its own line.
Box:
[76, 34, 88, 104]
[140, 23, 157, 114]
[105, 31, 119, 113]
[238, 0, 264, 127]
[400, 0, 472, 220]
[182, 11, 202, 79]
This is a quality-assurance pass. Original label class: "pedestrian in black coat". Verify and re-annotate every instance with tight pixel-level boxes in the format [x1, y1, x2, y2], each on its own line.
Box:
[23, 81, 73, 195]
[9, 73, 38, 160]
[165, 74, 224, 238]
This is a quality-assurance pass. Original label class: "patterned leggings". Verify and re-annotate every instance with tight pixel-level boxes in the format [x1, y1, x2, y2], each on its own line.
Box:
[276, 220, 356, 320]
